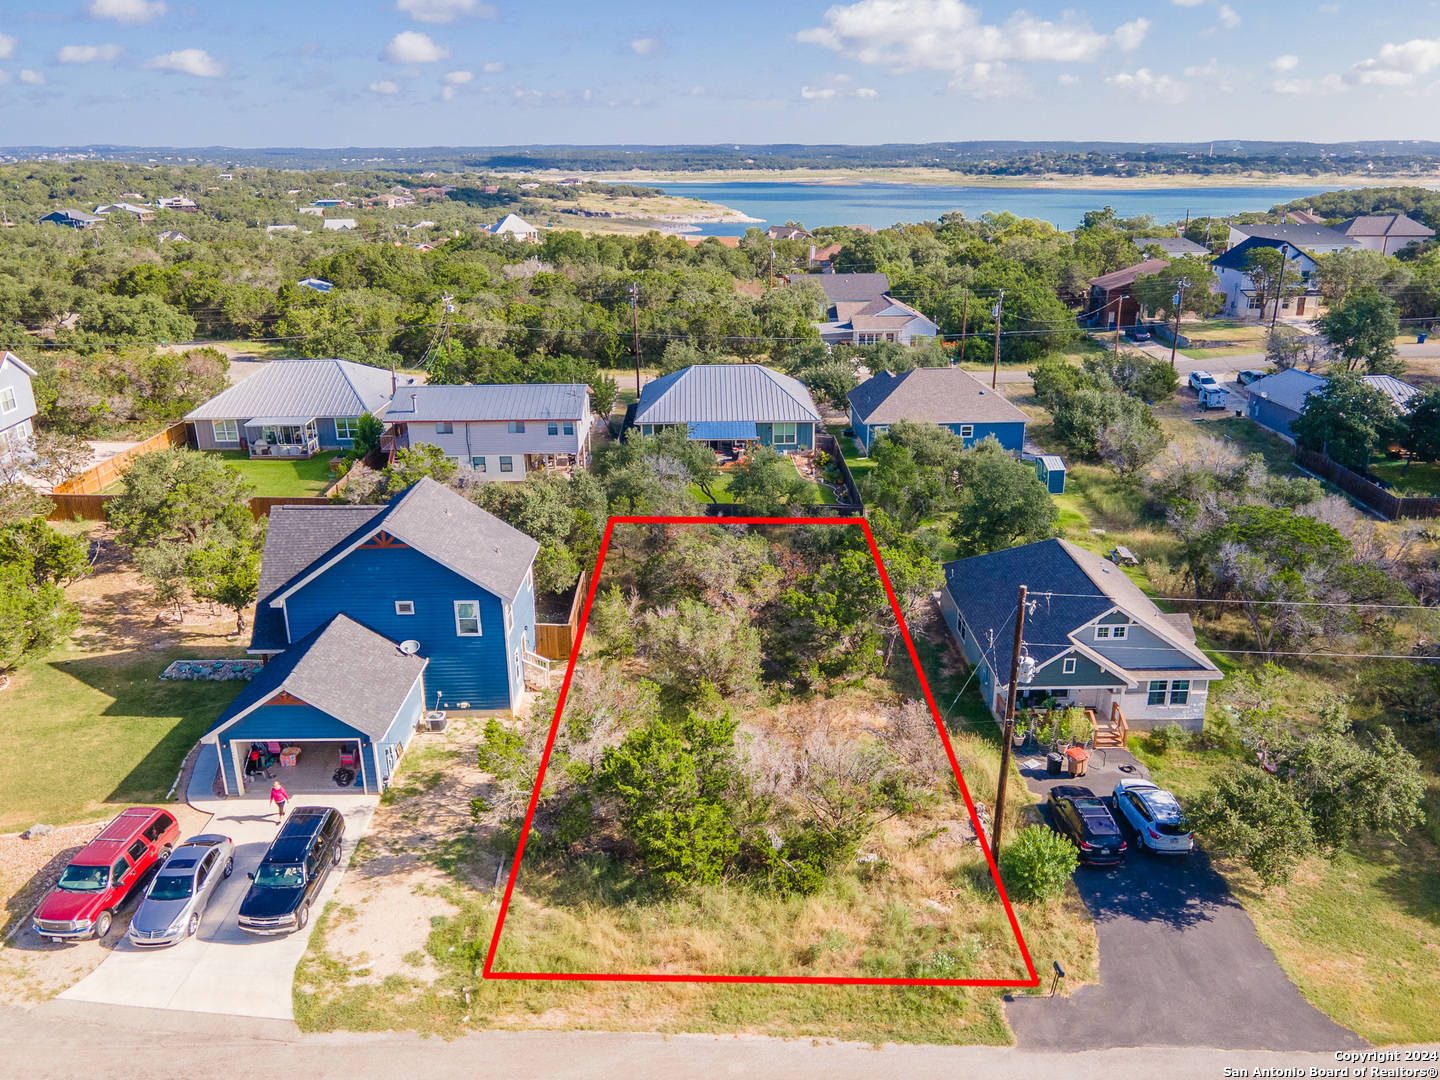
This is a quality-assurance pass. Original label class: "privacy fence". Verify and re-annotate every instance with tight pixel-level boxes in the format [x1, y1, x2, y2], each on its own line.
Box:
[1294, 446, 1440, 520]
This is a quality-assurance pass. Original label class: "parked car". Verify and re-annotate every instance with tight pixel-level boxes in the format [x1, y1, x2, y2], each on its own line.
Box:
[126, 834, 235, 947]
[1112, 779, 1194, 854]
[1188, 370, 1221, 393]
[1236, 368, 1270, 386]
[237, 807, 345, 936]
[1048, 785, 1127, 866]
[33, 808, 179, 941]
[1125, 326, 1151, 342]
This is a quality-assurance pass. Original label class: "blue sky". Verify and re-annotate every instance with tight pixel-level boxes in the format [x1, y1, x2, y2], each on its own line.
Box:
[1, 0, 1439, 147]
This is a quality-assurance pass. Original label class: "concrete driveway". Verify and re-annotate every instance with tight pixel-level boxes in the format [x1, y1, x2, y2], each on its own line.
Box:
[1006, 750, 1366, 1051]
[53, 744, 377, 1020]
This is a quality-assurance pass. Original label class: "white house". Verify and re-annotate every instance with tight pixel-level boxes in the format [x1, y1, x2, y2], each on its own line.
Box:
[380, 384, 593, 481]
[488, 214, 540, 243]
[1212, 236, 1326, 321]
[0, 352, 39, 464]
[1334, 214, 1435, 256]
[323, 219, 358, 231]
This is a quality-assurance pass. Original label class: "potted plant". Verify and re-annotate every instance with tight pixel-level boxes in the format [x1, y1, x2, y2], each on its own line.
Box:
[1057, 710, 1073, 746]
[1012, 712, 1030, 748]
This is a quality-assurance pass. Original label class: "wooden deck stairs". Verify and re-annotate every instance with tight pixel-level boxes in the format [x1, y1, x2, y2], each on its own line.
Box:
[1093, 702, 1129, 748]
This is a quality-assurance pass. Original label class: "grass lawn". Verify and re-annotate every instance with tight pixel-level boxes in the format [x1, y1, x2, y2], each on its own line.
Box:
[826, 423, 876, 486]
[0, 645, 249, 831]
[692, 456, 837, 505]
[208, 450, 337, 496]
[1368, 459, 1440, 497]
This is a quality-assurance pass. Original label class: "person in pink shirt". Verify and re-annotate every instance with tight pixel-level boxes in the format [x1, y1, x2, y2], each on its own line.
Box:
[269, 781, 290, 822]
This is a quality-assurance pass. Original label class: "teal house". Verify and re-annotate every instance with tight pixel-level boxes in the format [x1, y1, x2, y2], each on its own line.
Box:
[631, 364, 823, 454]
[847, 366, 1029, 454]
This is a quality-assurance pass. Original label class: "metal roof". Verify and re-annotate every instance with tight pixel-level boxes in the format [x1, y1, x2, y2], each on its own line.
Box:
[847, 367, 1031, 426]
[633, 364, 822, 425]
[379, 383, 590, 423]
[687, 420, 758, 440]
[1138, 237, 1209, 257]
[215, 615, 427, 740]
[1088, 258, 1170, 290]
[184, 359, 396, 423]
[1362, 374, 1420, 412]
[1246, 367, 1325, 414]
[247, 415, 315, 426]
[1037, 454, 1066, 471]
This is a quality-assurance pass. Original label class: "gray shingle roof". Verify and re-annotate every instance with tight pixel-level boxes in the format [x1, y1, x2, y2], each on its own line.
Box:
[1246, 367, 1325, 414]
[808, 273, 891, 303]
[217, 615, 427, 739]
[633, 364, 821, 425]
[1138, 237, 1210, 257]
[184, 359, 405, 422]
[380, 383, 590, 423]
[1336, 214, 1434, 239]
[1229, 223, 1357, 249]
[1210, 236, 1321, 272]
[943, 539, 1218, 685]
[847, 367, 1030, 426]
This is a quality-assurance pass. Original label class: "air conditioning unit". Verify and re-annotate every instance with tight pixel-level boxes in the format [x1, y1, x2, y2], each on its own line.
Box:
[423, 711, 448, 733]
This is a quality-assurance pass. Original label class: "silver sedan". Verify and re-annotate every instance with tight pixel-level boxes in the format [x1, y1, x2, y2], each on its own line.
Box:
[126, 834, 235, 947]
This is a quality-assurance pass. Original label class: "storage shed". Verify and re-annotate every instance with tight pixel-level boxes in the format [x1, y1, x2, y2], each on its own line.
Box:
[1035, 455, 1067, 494]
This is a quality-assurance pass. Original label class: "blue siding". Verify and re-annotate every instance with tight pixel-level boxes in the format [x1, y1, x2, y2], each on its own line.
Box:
[283, 545, 532, 711]
[505, 571, 536, 705]
[375, 677, 425, 787]
[1248, 396, 1301, 437]
[756, 422, 815, 450]
[854, 418, 1026, 454]
[218, 704, 377, 793]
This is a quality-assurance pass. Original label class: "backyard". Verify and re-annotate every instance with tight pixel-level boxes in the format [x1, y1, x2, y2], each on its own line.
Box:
[99, 449, 340, 497]
[692, 453, 838, 505]
[1368, 459, 1440, 497]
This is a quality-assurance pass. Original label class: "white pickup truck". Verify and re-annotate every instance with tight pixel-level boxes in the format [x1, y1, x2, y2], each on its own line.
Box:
[1188, 370, 1230, 409]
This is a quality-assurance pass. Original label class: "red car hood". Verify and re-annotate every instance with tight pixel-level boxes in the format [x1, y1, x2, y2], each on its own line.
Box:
[35, 887, 107, 922]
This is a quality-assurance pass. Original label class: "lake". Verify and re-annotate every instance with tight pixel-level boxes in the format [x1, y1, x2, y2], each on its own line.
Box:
[659, 180, 1351, 234]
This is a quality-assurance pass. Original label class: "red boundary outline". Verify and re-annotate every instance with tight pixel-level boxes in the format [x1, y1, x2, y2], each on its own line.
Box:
[482, 515, 1040, 988]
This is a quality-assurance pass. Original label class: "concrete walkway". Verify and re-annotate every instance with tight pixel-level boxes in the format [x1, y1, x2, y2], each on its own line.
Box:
[1006, 747, 1366, 1051]
[55, 743, 377, 1020]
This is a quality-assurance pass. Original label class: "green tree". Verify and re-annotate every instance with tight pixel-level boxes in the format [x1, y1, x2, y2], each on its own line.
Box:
[1083, 351, 1180, 402]
[107, 448, 255, 547]
[533, 542, 580, 595]
[0, 562, 80, 675]
[348, 412, 384, 460]
[1317, 286, 1402, 375]
[726, 444, 811, 513]
[1290, 371, 1400, 472]
[135, 540, 194, 618]
[186, 529, 262, 634]
[1400, 386, 1440, 468]
[1188, 766, 1316, 887]
[1241, 247, 1305, 318]
[952, 442, 1058, 555]
[772, 548, 888, 685]
[1096, 404, 1169, 478]
[0, 518, 89, 586]
[1130, 256, 1222, 321]
[1000, 824, 1080, 902]
[637, 600, 761, 698]
[380, 444, 458, 495]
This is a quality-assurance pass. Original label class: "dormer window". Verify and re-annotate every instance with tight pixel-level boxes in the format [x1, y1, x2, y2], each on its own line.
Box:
[395, 601, 415, 615]
[1095, 624, 1128, 640]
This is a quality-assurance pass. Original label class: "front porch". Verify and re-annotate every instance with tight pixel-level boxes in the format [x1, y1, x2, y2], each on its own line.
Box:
[245, 416, 321, 458]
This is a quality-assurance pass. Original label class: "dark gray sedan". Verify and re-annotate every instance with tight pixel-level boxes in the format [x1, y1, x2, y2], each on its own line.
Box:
[126, 834, 234, 947]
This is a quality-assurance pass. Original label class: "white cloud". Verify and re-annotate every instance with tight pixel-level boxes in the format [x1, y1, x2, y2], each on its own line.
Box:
[442, 69, 473, 84]
[630, 37, 661, 56]
[1271, 73, 1343, 95]
[141, 48, 224, 77]
[855, 86, 878, 98]
[20, 68, 44, 84]
[482, 60, 505, 72]
[396, 0, 495, 23]
[798, 0, 1139, 95]
[1217, 5, 1241, 28]
[1172, 0, 1204, 6]
[1114, 18, 1150, 52]
[1271, 54, 1300, 72]
[1348, 37, 1440, 85]
[85, 0, 167, 25]
[1057, 73, 1079, 85]
[801, 85, 839, 99]
[1318, 3, 1339, 11]
[1184, 57, 1220, 78]
[0, 32, 14, 60]
[57, 44, 123, 63]
[1105, 68, 1191, 104]
[383, 31, 450, 63]
[369, 80, 401, 93]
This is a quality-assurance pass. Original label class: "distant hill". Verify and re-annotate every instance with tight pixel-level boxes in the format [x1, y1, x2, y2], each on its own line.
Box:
[6, 141, 1440, 176]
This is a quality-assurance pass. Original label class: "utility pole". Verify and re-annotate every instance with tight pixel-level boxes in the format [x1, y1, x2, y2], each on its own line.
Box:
[1114, 296, 1122, 356]
[959, 290, 969, 364]
[990, 289, 1004, 390]
[991, 584, 1028, 861]
[629, 281, 642, 395]
[1169, 282, 1185, 373]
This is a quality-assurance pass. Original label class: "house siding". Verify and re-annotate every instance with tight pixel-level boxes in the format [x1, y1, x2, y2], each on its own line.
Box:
[399, 419, 589, 480]
[1247, 395, 1302, 438]
[1028, 651, 1126, 689]
[374, 677, 426, 788]
[756, 421, 815, 451]
[283, 545, 534, 712]
[0, 359, 38, 457]
[195, 414, 359, 452]
[851, 416, 1026, 454]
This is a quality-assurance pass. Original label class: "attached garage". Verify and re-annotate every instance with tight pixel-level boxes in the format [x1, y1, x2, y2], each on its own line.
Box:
[205, 614, 427, 797]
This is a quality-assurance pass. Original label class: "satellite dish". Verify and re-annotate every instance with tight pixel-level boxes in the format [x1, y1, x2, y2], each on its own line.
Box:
[398, 640, 421, 655]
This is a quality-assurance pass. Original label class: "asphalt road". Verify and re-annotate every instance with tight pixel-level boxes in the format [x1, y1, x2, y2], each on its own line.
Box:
[1006, 752, 1367, 1051]
[2, 1001, 1416, 1080]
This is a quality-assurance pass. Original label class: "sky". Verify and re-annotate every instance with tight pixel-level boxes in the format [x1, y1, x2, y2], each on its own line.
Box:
[1, 0, 1439, 148]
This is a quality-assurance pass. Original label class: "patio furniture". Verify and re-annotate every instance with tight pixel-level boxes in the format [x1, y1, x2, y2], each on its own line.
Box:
[279, 746, 301, 767]
[1109, 546, 1140, 566]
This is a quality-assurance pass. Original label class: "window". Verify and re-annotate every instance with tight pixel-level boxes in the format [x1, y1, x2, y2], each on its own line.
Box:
[547, 421, 559, 436]
[1062, 657, 1077, 674]
[143, 814, 174, 842]
[1169, 680, 1191, 706]
[196, 849, 217, 887]
[472, 456, 486, 472]
[454, 601, 481, 636]
[772, 422, 798, 445]
[335, 417, 360, 440]
[435, 422, 453, 435]
[1096, 624, 1128, 640]
[1147, 680, 1169, 706]
[1095, 626, 1110, 639]
[508, 421, 525, 434]
[959, 424, 974, 439]
[111, 857, 130, 884]
[1247, 294, 1262, 310]
[0, 387, 15, 413]
[395, 601, 415, 616]
[1112, 625, 1128, 639]
[212, 419, 239, 442]
[126, 839, 148, 862]
[499, 456, 514, 472]
[563, 421, 575, 436]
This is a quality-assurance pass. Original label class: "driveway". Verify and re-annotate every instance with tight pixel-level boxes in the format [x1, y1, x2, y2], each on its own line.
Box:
[1006, 749, 1367, 1051]
[51, 744, 377, 1021]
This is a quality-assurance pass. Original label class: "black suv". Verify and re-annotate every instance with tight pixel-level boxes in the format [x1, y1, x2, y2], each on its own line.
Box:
[237, 807, 345, 935]
[1048, 785, 1128, 866]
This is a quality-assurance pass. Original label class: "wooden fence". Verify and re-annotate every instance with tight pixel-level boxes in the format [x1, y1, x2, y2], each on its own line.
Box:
[54, 422, 192, 495]
[534, 570, 588, 661]
[49, 493, 341, 523]
[815, 431, 863, 507]
[705, 503, 864, 519]
[1294, 446, 1440, 520]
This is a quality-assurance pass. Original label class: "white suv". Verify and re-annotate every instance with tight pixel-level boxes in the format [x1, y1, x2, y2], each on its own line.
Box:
[1188, 370, 1220, 394]
[1112, 779, 1194, 854]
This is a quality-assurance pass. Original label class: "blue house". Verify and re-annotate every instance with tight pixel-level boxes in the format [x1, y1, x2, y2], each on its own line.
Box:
[185, 358, 418, 457]
[631, 364, 823, 453]
[1246, 368, 1418, 438]
[216, 478, 540, 795]
[846, 366, 1030, 454]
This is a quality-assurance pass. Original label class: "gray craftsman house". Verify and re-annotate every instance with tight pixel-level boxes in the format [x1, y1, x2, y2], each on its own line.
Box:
[940, 539, 1222, 731]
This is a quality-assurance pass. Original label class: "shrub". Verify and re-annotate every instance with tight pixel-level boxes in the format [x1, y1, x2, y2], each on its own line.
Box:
[1144, 723, 1193, 755]
[999, 824, 1078, 902]
[1187, 765, 1316, 887]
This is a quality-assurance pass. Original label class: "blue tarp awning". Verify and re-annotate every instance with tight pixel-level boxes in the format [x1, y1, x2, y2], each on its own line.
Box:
[686, 421, 758, 441]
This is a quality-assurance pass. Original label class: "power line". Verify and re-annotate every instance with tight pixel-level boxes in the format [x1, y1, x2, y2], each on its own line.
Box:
[1022, 590, 1440, 612]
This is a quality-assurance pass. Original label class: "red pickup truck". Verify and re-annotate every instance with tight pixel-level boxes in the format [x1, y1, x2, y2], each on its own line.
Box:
[33, 808, 180, 942]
